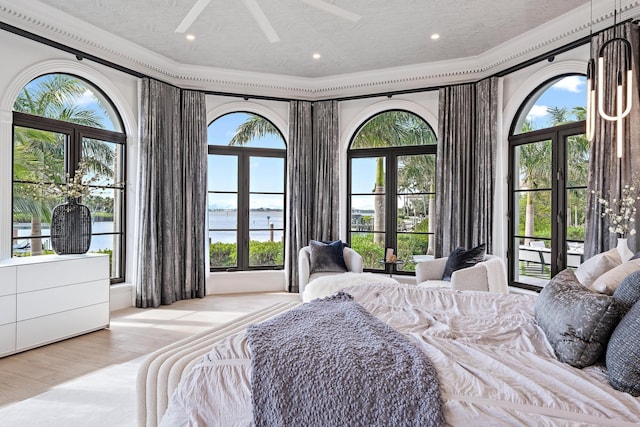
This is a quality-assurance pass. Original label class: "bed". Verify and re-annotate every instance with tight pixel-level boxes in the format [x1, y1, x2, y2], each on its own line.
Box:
[138, 282, 640, 426]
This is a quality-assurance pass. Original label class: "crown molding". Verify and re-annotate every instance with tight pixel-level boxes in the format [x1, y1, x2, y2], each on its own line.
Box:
[2, 0, 640, 100]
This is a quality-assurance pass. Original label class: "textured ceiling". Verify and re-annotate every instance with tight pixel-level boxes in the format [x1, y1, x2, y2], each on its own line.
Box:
[35, 0, 588, 78]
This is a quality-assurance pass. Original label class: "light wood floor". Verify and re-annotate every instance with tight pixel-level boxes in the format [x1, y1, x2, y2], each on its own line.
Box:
[0, 292, 300, 409]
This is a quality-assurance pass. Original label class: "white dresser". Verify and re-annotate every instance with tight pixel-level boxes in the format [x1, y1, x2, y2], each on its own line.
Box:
[0, 254, 110, 357]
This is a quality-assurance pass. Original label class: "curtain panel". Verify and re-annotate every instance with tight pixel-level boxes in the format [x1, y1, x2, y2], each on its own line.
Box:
[285, 100, 314, 293]
[135, 78, 207, 308]
[435, 77, 498, 257]
[311, 100, 340, 240]
[585, 22, 640, 258]
[285, 100, 340, 292]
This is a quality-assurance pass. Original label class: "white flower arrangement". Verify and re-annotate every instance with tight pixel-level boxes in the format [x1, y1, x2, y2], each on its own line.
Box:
[42, 161, 100, 202]
[593, 184, 640, 238]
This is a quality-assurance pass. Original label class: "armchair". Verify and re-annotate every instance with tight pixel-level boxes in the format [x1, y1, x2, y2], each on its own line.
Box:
[298, 245, 364, 293]
[415, 255, 509, 294]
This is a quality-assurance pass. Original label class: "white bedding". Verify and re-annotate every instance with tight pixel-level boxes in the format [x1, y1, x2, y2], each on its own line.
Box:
[160, 283, 640, 426]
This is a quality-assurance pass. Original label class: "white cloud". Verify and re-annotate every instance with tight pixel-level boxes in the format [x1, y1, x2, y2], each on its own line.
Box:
[552, 76, 584, 93]
[527, 104, 549, 120]
[75, 89, 97, 107]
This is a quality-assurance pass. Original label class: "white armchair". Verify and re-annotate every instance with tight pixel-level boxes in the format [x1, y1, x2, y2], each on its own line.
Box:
[415, 255, 509, 294]
[298, 245, 364, 293]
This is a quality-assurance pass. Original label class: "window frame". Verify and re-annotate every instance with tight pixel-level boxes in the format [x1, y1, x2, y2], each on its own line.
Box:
[12, 111, 127, 283]
[347, 112, 437, 276]
[508, 78, 588, 291]
[207, 131, 286, 272]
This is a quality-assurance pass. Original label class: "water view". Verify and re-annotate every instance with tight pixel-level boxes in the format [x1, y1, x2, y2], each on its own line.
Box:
[208, 209, 284, 243]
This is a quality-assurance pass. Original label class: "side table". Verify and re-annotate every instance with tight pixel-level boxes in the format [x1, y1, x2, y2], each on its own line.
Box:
[378, 259, 405, 277]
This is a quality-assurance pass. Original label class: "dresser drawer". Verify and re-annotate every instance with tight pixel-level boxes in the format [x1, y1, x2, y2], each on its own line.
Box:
[17, 279, 109, 321]
[16, 256, 109, 293]
[0, 266, 17, 296]
[0, 323, 16, 356]
[16, 303, 109, 351]
[0, 295, 16, 325]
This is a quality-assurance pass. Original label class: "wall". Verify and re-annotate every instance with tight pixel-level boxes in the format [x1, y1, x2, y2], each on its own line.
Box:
[0, 27, 592, 303]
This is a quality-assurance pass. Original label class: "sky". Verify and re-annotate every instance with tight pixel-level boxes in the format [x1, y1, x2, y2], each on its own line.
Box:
[207, 76, 588, 212]
[524, 75, 587, 130]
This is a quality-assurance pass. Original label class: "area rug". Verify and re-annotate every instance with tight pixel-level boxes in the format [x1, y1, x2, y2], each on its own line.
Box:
[0, 356, 143, 427]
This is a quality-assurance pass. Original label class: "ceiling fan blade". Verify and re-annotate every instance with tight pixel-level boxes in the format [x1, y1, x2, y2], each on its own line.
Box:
[242, 0, 280, 43]
[300, 0, 361, 23]
[175, 0, 212, 33]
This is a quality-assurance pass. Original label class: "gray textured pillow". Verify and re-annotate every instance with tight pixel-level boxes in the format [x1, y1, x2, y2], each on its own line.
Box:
[534, 269, 622, 368]
[613, 270, 640, 316]
[309, 240, 348, 274]
[606, 300, 640, 396]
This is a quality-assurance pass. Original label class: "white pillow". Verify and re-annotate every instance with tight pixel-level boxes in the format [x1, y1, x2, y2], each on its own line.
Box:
[590, 259, 640, 295]
[575, 248, 621, 288]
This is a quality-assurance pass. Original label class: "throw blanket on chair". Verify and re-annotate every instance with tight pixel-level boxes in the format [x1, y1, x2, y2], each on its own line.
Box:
[246, 292, 444, 427]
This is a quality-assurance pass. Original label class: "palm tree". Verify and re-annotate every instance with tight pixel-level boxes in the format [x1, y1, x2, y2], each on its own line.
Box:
[13, 74, 113, 255]
[546, 106, 570, 127]
[228, 114, 280, 146]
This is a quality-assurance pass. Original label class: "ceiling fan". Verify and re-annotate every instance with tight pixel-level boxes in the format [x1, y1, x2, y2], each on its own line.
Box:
[175, 0, 361, 43]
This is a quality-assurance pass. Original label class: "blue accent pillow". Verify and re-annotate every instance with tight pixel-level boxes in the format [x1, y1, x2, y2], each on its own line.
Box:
[607, 299, 640, 396]
[442, 243, 486, 281]
[309, 240, 348, 274]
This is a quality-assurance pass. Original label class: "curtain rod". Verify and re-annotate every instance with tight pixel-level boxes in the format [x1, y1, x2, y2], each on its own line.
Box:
[1, 19, 634, 104]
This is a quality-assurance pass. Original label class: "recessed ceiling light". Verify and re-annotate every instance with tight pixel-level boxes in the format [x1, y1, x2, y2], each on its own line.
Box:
[186, 34, 196, 41]
[313, 53, 321, 60]
[430, 33, 440, 40]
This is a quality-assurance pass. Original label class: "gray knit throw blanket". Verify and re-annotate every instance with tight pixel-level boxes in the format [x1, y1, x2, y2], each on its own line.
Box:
[246, 292, 444, 427]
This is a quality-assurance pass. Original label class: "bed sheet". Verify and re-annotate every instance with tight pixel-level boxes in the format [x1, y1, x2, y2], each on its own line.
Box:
[160, 284, 640, 426]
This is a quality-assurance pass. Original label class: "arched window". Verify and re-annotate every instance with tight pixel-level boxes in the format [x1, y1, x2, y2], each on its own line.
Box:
[347, 110, 437, 275]
[207, 112, 286, 271]
[12, 73, 127, 282]
[509, 74, 588, 290]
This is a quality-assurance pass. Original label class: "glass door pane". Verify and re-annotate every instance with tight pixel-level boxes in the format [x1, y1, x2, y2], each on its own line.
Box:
[350, 157, 385, 269]
[12, 127, 68, 257]
[248, 156, 284, 267]
[81, 137, 125, 277]
[208, 154, 238, 268]
[396, 154, 435, 271]
[565, 133, 589, 271]
[513, 139, 553, 286]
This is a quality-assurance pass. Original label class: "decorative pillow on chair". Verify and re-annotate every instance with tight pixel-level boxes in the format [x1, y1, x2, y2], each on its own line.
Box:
[575, 248, 621, 288]
[309, 240, 348, 274]
[606, 299, 640, 396]
[534, 269, 622, 368]
[442, 243, 486, 281]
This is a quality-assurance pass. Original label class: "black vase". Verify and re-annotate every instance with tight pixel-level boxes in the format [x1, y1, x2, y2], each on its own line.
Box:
[51, 199, 92, 254]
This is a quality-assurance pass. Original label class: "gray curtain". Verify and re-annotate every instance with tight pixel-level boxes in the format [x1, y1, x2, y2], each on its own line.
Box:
[285, 100, 340, 292]
[311, 100, 340, 239]
[135, 78, 207, 308]
[585, 22, 640, 258]
[435, 76, 498, 257]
